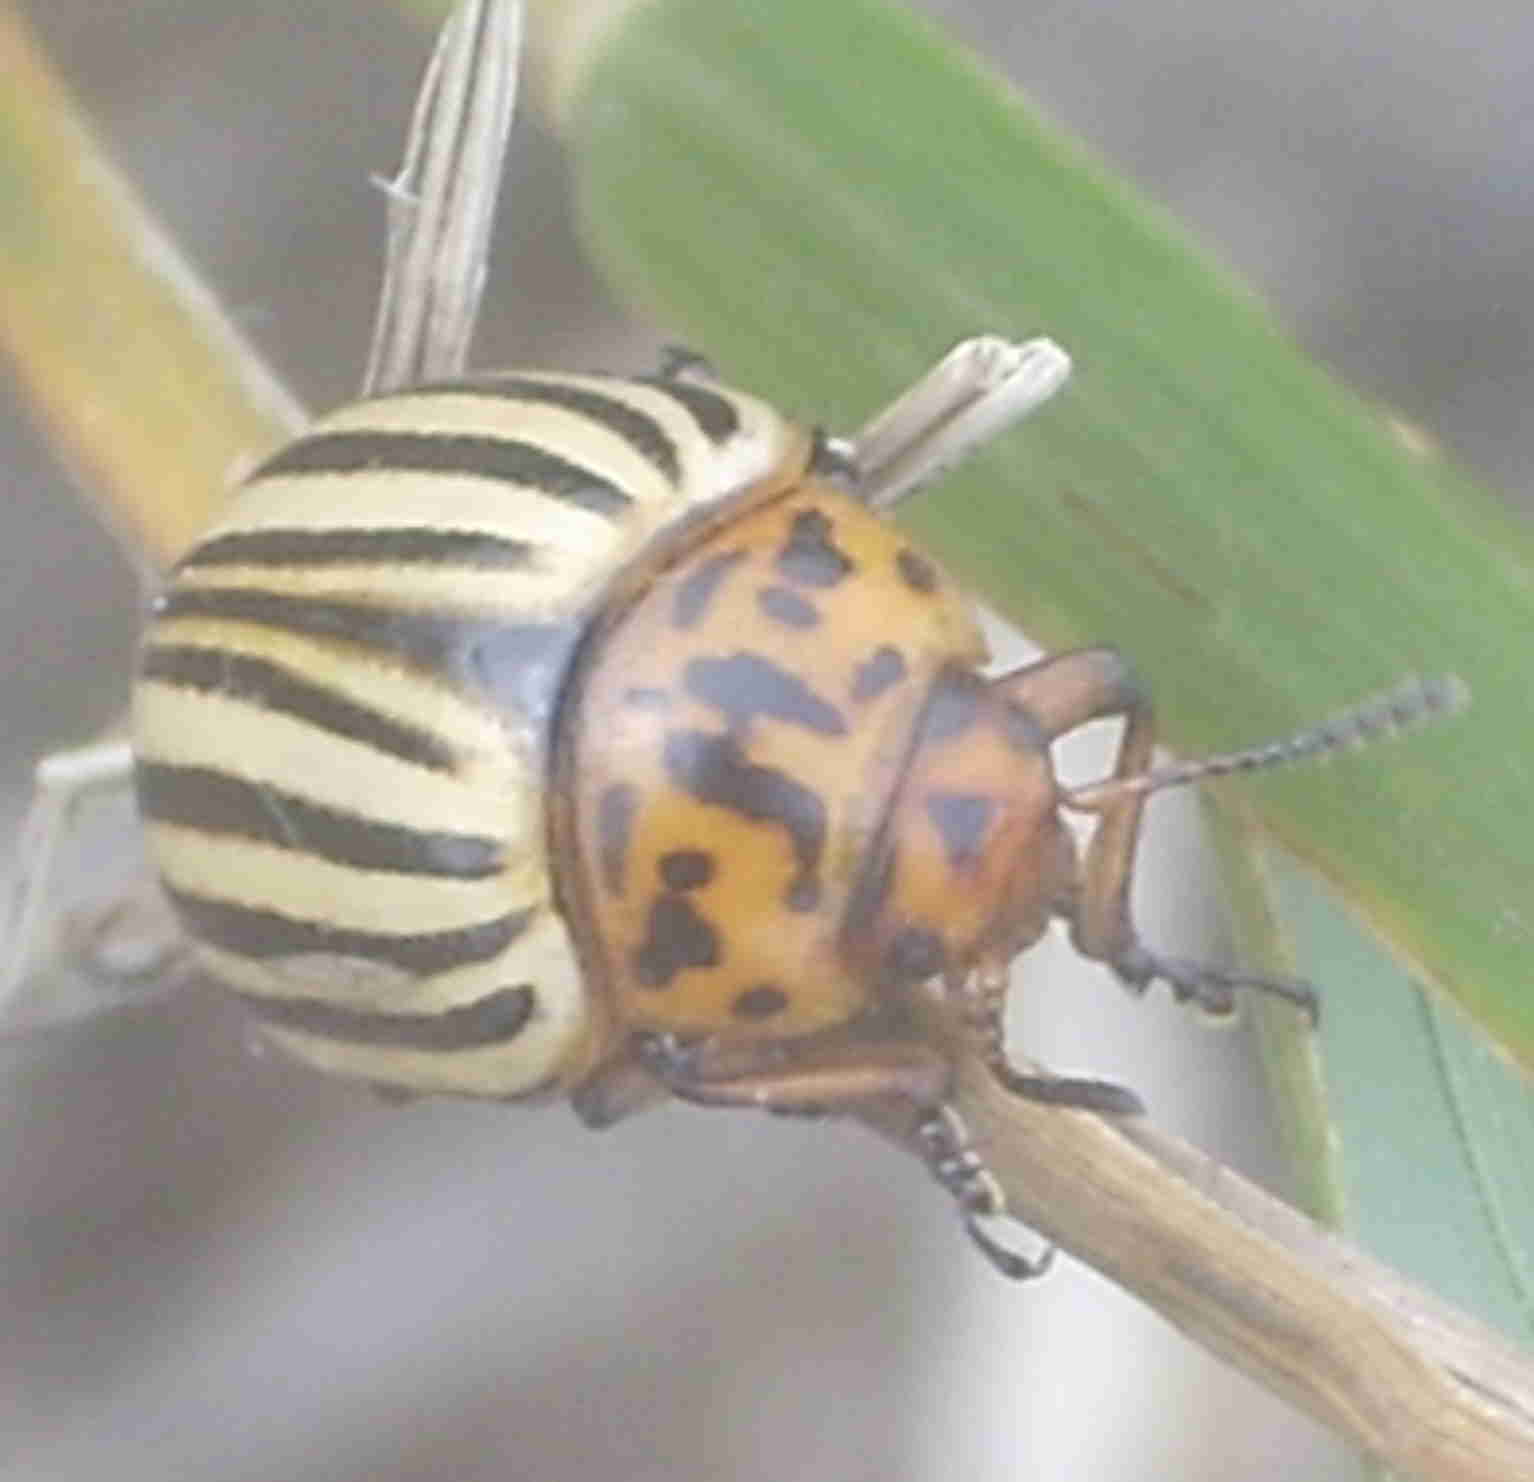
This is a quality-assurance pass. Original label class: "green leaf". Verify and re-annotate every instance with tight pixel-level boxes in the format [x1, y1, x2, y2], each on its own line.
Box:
[1263, 850, 1534, 1346]
[536, 0, 1534, 1085]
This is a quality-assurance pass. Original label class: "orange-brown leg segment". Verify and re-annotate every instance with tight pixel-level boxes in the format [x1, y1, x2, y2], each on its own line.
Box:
[997, 647, 1316, 1018]
[602, 1031, 1052, 1279]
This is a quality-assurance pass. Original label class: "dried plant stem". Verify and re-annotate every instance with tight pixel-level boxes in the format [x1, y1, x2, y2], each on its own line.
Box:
[0, 5, 302, 569]
[863, 1043, 1534, 1482]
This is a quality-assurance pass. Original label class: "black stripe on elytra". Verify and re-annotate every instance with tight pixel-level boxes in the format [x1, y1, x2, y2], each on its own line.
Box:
[631, 375, 742, 443]
[250, 430, 634, 520]
[419, 374, 683, 483]
[152, 589, 581, 735]
[596, 782, 638, 896]
[239, 983, 535, 1051]
[672, 548, 746, 629]
[925, 791, 995, 873]
[662, 730, 825, 911]
[632, 895, 721, 989]
[776, 508, 853, 589]
[756, 585, 820, 629]
[139, 645, 459, 773]
[136, 762, 501, 878]
[176, 526, 537, 572]
[166, 889, 533, 977]
[850, 645, 907, 704]
[683, 653, 848, 736]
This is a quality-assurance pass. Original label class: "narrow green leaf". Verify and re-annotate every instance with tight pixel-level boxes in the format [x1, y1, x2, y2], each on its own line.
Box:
[1263, 851, 1534, 1347]
[537, 0, 1534, 1085]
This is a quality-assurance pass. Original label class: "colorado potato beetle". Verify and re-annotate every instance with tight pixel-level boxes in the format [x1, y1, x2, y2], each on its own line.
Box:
[125, 339, 1461, 1275]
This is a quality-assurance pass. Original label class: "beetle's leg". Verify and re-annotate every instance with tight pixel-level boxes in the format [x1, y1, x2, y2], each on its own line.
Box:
[952, 956, 1145, 1116]
[914, 1104, 1054, 1280]
[995, 647, 1317, 1018]
[569, 1054, 672, 1129]
[849, 336, 1071, 510]
[632, 1030, 953, 1114]
[626, 1030, 1050, 1278]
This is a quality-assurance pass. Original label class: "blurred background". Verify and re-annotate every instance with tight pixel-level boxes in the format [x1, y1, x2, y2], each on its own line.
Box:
[2, 3, 1528, 1478]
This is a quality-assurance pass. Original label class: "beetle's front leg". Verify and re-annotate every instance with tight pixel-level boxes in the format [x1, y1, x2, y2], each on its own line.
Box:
[995, 646, 1317, 1018]
[613, 1029, 1052, 1279]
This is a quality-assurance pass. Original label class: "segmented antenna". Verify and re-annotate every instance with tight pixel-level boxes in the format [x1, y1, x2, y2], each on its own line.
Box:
[1064, 674, 1468, 811]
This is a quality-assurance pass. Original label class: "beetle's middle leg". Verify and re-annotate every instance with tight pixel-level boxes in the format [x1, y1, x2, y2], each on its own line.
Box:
[995, 646, 1316, 1018]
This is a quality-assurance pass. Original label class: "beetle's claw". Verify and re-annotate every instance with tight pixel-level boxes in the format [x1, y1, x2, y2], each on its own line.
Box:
[1116, 944, 1320, 1025]
[915, 1104, 1054, 1280]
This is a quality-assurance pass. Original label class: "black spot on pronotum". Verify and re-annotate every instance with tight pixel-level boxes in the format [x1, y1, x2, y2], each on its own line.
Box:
[776, 508, 853, 589]
[925, 792, 995, 873]
[662, 730, 826, 910]
[732, 984, 790, 1021]
[896, 548, 938, 593]
[659, 849, 715, 892]
[999, 699, 1047, 754]
[633, 895, 721, 988]
[597, 783, 638, 896]
[684, 652, 848, 736]
[917, 667, 986, 744]
[885, 925, 947, 983]
[756, 585, 820, 629]
[672, 548, 747, 629]
[850, 645, 907, 704]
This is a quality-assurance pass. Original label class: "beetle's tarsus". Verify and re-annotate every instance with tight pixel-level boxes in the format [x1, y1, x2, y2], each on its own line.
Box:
[1114, 942, 1320, 1024]
[994, 1065, 1146, 1117]
[915, 1105, 1054, 1280]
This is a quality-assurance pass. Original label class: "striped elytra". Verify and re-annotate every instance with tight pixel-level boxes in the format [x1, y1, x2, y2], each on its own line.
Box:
[132, 363, 1064, 1110]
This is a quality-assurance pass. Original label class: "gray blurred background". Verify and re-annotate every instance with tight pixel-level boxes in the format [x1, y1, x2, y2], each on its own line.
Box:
[2, 3, 1528, 1479]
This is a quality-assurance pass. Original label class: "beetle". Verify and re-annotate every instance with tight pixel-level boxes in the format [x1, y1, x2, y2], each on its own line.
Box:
[123, 338, 1459, 1275]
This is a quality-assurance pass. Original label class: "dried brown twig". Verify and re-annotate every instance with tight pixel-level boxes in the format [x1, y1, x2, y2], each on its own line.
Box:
[861, 1033, 1534, 1482]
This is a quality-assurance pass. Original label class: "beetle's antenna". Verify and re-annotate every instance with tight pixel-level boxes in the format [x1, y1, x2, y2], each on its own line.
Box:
[1063, 674, 1467, 811]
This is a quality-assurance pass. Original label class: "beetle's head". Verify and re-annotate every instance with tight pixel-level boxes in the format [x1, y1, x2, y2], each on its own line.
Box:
[842, 664, 1072, 993]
